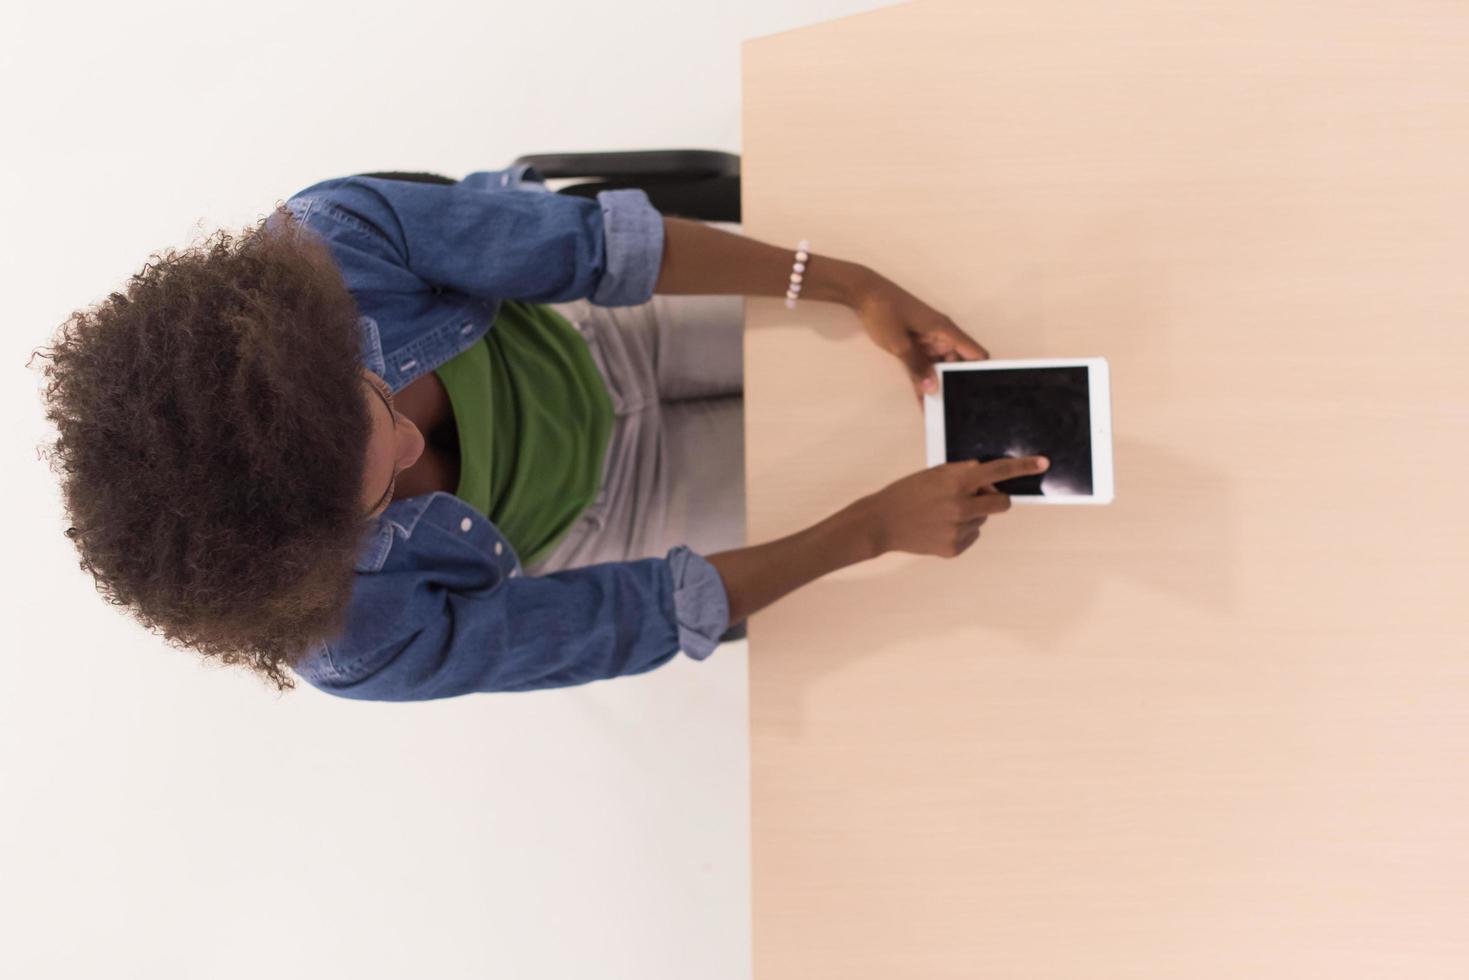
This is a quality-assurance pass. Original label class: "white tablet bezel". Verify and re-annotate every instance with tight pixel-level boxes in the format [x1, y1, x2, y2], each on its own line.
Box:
[923, 357, 1114, 504]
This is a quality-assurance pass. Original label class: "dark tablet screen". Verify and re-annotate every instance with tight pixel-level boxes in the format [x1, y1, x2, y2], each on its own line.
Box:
[942, 366, 1094, 495]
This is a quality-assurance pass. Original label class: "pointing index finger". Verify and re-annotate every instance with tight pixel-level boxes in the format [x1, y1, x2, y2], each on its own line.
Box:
[962, 455, 1049, 492]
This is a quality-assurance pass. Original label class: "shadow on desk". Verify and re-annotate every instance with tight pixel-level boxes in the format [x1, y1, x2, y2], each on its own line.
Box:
[750, 437, 1239, 736]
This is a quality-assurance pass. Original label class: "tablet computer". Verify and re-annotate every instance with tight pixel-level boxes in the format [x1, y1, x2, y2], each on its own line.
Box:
[923, 357, 1114, 504]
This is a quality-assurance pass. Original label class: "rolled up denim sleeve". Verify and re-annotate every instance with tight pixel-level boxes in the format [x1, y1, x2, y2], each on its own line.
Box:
[302, 174, 665, 307]
[590, 188, 666, 307]
[296, 546, 731, 702]
[666, 546, 731, 661]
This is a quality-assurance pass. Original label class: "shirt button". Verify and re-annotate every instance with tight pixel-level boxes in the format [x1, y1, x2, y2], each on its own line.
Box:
[509, 568, 520, 578]
[494, 542, 503, 555]
[459, 517, 472, 532]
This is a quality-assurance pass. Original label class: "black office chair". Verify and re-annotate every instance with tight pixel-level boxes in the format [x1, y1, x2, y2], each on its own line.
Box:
[357, 148, 740, 223]
[355, 149, 749, 642]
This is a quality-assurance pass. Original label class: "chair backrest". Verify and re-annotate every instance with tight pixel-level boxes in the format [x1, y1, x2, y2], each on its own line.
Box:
[354, 155, 739, 224]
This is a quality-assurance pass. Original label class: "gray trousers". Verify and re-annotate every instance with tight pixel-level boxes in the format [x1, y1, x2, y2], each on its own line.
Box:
[525, 293, 747, 578]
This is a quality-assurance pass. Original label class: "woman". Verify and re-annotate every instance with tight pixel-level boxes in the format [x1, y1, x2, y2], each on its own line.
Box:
[33, 167, 1047, 701]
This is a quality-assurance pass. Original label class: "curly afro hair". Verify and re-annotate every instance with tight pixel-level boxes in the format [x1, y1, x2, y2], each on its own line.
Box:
[30, 205, 375, 692]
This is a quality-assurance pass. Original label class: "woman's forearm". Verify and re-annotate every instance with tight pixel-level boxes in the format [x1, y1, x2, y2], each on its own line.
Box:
[660, 216, 881, 623]
[654, 215, 872, 306]
[705, 501, 880, 626]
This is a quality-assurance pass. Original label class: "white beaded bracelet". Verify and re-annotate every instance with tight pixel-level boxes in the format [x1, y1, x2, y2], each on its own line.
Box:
[784, 239, 810, 310]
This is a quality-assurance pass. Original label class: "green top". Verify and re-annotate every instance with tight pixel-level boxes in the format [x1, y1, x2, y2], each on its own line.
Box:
[432, 300, 613, 567]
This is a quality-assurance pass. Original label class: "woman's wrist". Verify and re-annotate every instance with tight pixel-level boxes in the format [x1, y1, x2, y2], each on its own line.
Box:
[819, 257, 877, 309]
[827, 495, 887, 563]
[778, 250, 874, 308]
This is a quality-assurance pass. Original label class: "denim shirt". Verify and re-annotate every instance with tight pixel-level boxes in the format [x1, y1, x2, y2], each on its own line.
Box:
[273, 166, 731, 701]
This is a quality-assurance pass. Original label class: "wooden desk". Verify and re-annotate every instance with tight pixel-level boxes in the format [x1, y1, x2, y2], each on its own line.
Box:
[742, 2, 1469, 976]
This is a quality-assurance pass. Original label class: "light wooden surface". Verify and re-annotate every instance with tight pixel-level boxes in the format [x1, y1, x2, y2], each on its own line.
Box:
[741, 1, 1469, 976]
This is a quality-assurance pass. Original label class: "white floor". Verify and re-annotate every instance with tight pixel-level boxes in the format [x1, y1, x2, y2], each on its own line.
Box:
[2, 2, 898, 978]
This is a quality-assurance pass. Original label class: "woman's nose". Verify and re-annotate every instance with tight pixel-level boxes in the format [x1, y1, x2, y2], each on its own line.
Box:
[401, 416, 426, 469]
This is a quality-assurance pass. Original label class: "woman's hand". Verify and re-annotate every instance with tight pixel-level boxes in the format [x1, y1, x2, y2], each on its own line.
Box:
[850, 269, 990, 406]
[853, 456, 1048, 559]
[706, 455, 1048, 625]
